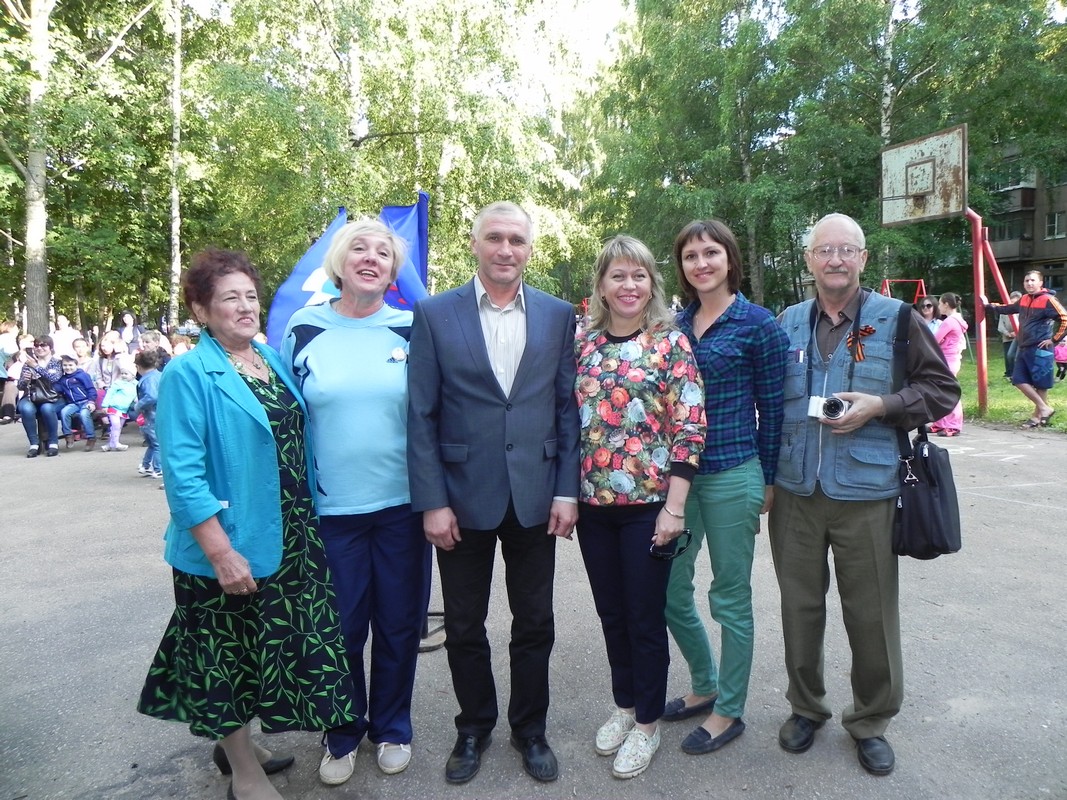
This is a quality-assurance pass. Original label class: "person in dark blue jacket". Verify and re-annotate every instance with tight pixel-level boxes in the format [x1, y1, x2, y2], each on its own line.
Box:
[57, 355, 98, 450]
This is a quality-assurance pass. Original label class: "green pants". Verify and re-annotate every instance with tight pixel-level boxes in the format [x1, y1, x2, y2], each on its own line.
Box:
[664, 458, 763, 720]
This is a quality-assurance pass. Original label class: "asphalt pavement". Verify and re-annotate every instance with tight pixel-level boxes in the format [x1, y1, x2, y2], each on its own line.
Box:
[1, 419, 1065, 800]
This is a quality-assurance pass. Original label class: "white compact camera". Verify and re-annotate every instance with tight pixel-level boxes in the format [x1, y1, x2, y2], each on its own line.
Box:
[807, 395, 851, 420]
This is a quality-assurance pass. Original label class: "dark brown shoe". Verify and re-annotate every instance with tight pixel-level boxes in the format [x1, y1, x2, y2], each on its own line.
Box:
[85, 438, 96, 451]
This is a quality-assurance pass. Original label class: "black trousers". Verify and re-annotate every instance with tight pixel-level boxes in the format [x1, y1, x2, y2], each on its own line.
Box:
[436, 501, 556, 739]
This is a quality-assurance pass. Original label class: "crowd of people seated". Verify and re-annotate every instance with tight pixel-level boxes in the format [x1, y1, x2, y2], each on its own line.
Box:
[0, 315, 192, 471]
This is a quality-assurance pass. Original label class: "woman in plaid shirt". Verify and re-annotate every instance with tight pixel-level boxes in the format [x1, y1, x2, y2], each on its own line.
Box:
[659, 220, 788, 756]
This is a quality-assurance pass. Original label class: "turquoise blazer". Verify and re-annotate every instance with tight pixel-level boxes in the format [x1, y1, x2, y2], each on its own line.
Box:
[156, 330, 317, 578]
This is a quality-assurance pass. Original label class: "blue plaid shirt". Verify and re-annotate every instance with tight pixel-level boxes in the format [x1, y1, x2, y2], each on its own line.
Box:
[677, 293, 788, 483]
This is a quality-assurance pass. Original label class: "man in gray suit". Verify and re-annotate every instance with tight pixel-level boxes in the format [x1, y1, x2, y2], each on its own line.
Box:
[407, 201, 580, 785]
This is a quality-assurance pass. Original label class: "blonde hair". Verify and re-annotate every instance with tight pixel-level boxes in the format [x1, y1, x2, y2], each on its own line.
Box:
[322, 218, 407, 291]
[586, 235, 674, 333]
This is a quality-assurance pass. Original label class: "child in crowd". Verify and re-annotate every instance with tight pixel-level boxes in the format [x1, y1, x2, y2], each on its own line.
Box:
[1054, 339, 1067, 381]
[57, 355, 98, 450]
[133, 349, 162, 477]
[137, 329, 171, 371]
[2, 334, 35, 423]
[100, 366, 137, 451]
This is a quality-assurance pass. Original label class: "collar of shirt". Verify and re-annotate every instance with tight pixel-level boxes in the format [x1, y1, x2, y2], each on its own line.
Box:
[473, 274, 527, 396]
[678, 292, 749, 338]
[815, 288, 863, 357]
[474, 273, 526, 313]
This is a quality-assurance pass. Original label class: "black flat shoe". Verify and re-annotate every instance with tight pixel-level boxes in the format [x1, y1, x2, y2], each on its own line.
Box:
[856, 735, 895, 775]
[509, 734, 558, 782]
[661, 694, 717, 722]
[445, 733, 491, 784]
[778, 714, 824, 753]
[681, 718, 745, 754]
[212, 743, 295, 776]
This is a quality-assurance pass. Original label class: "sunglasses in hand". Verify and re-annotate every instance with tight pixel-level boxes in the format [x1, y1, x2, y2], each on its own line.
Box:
[649, 529, 693, 561]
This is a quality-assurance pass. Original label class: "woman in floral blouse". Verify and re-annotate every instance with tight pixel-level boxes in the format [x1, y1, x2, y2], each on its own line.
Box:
[574, 235, 706, 780]
[659, 219, 788, 756]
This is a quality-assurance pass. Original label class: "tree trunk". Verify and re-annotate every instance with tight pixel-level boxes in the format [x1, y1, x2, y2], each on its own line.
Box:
[880, 0, 896, 146]
[23, 0, 55, 335]
[167, 0, 183, 332]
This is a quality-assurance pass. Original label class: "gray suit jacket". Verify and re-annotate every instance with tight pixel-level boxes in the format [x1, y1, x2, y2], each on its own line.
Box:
[407, 280, 580, 530]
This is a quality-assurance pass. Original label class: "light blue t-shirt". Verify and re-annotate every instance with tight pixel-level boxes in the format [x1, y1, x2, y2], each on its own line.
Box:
[282, 300, 412, 516]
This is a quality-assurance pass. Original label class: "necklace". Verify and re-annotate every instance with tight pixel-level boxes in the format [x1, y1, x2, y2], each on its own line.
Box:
[225, 348, 265, 374]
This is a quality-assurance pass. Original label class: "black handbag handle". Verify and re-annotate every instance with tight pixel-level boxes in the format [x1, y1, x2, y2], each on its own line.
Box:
[891, 303, 922, 461]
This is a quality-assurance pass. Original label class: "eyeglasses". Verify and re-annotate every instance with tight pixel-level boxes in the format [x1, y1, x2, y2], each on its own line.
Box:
[809, 245, 863, 262]
[649, 529, 693, 561]
[33, 342, 50, 348]
[921, 304, 934, 309]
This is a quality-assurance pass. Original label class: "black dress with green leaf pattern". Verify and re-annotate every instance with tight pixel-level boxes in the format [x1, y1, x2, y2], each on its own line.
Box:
[138, 369, 356, 739]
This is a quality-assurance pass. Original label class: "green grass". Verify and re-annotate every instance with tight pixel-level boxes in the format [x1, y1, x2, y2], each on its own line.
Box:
[959, 344, 1066, 431]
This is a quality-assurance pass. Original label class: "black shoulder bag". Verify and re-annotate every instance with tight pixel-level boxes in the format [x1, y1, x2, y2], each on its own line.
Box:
[890, 304, 962, 559]
[29, 375, 60, 405]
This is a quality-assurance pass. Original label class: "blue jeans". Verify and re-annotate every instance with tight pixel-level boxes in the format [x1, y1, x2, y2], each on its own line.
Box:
[60, 403, 95, 438]
[18, 398, 59, 446]
[140, 417, 160, 472]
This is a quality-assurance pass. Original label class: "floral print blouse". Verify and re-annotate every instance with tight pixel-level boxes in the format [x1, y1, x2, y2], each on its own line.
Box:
[575, 327, 706, 506]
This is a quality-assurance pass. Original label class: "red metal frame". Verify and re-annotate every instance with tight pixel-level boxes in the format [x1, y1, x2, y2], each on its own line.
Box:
[966, 207, 1016, 416]
[879, 279, 929, 304]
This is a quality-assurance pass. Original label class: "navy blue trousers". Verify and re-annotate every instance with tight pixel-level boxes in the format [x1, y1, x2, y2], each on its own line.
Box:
[321, 504, 431, 756]
[577, 502, 671, 725]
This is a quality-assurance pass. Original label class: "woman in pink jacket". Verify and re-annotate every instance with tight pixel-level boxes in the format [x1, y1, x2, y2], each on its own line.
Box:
[931, 292, 968, 437]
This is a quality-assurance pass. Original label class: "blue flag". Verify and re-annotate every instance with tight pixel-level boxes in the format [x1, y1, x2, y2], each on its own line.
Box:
[265, 192, 431, 348]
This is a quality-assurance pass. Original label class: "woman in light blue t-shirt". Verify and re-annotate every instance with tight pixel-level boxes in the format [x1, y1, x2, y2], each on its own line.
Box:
[282, 218, 431, 786]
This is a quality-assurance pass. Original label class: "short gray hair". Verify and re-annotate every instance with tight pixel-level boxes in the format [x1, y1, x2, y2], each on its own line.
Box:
[804, 213, 866, 249]
[471, 202, 533, 240]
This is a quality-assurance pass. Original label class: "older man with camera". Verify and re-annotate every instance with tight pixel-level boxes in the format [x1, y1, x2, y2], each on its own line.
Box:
[769, 213, 959, 776]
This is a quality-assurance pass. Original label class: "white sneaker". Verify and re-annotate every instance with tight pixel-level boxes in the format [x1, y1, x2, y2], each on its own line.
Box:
[138, 465, 150, 476]
[113, 443, 129, 451]
[376, 742, 411, 774]
[612, 726, 660, 779]
[319, 744, 357, 785]
[596, 708, 636, 755]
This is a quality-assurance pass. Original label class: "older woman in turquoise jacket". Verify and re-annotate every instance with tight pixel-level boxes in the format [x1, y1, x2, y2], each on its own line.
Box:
[138, 248, 356, 800]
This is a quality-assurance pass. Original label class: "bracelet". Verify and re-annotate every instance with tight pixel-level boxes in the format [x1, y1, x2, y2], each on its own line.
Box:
[663, 506, 684, 519]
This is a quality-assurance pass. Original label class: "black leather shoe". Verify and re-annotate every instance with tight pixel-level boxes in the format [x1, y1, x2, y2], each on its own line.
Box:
[681, 718, 745, 754]
[445, 733, 491, 784]
[212, 743, 295, 776]
[509, 734, 558, 782]
[778, 714, 824, 753]
[856, 735, 895, 775]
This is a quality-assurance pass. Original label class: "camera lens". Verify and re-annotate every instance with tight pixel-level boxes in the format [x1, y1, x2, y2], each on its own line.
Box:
[822, 397, 846, 419]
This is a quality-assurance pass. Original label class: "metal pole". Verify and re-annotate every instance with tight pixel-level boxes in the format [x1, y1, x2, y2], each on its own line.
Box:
[966, 208, 988, 416]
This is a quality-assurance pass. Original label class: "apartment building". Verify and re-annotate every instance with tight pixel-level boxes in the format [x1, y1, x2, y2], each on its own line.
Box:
[988, 159, 1067, 295]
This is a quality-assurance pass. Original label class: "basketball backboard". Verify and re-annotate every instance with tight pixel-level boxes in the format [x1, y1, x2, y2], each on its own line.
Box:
[881, 124, 967, 227]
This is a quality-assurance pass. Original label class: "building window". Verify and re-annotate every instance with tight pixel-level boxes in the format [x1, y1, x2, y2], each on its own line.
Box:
[1046, 211, 1066, 239]
[992, 219, 1026, 240]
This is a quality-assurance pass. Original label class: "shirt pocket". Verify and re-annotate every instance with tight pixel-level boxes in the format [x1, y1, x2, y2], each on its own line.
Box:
[698, 339, 745, 383]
